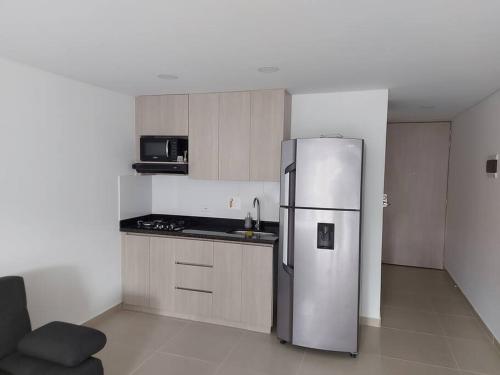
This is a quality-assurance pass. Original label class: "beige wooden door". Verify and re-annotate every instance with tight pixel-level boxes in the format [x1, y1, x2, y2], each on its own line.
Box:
[218, 91, 251, 180]
[188, 93, 220, 180]
[213, 242, 243, 322]
[122, 235, 150, 306]
[136, 95, 188, 136]
[250, 90, 289, 182]
[241, 244, 273, 330]
[382, 122, 450, 269]
[149, 237, 176, 311]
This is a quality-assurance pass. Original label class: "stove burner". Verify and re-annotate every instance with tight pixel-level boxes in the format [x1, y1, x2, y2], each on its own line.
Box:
[136, 219, 185, 231]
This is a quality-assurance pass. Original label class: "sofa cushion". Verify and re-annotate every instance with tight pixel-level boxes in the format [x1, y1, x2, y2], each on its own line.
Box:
[17, 322, 106, 367]
[0, 277, 31, 359]
[0, 352, 103, 375]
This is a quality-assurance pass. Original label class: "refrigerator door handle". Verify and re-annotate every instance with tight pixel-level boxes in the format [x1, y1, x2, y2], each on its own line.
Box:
[283, 162, 296, 207]
[282, 209, 288, 266]
[282, 207, 295, 274]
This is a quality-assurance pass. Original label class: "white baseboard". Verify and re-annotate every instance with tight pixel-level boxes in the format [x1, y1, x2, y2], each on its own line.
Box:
[83, 303, 122, 326]
[360, 316, 381, 327]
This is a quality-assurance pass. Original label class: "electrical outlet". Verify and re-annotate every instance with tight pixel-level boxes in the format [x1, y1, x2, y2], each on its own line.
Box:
[228, 196, 241, 209]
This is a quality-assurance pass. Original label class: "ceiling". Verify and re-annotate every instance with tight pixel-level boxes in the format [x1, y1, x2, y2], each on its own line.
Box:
[1, 0, 500, 122]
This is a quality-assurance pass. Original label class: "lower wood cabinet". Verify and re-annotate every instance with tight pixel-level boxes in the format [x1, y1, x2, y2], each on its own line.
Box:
[241, 245, 274, 329]
[174, 288, 213, 318]
[122, 235, 150, 307]
[213, 242, 243, 322]
[121, 234, 274, 333]
[149, 237, 175, 311]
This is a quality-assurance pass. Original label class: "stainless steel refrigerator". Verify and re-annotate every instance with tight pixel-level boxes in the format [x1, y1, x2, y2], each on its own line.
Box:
[277, 137, 363, 356]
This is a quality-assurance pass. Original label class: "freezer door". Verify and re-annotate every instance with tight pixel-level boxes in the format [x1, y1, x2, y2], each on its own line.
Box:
[295, 138, 363, 210]
[280, 139, 297, 207]
[292, 208, 360, 353]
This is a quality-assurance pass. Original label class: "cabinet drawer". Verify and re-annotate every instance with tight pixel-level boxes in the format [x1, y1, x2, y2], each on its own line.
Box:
[174, 288, 212, 317]
[175, 264, 213, 292]
[174, 239, 213, 266]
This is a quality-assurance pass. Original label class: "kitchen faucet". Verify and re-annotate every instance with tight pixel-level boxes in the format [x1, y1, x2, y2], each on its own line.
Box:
[253, 197, 261, 231]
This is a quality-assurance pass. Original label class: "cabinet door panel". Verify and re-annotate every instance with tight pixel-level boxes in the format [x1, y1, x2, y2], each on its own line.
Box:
[174, 289, 213, 317]
[188, 93, 219, 179]
[218, 92, 251, 180]
[122, 235, 150, 306]
[136, 96, 161, 135]
[213, 242, 243, 322]
[160, 95, 188, 135]
[175, 264, 213, 292]
[241, 245, 273, 329]
[149, 237, 175, 311]
[250, 90, 286, 182]
[174, 238, 214, 266]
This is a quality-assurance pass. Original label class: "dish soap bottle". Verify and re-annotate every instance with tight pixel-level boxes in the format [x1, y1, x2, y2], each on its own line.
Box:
[244, 212, 253, 229]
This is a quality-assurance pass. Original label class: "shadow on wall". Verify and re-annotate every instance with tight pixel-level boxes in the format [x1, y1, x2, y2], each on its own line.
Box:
[19, 266, 90, 329]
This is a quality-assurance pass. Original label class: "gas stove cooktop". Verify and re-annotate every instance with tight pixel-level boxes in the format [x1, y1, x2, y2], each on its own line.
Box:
[136, 219, 186, 232]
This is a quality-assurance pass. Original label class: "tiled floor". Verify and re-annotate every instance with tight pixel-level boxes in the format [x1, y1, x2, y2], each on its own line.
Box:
[87, 264, 500, 375]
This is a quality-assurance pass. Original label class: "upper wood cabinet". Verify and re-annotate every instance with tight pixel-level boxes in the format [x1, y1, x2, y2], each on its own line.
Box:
[250, 90, 291, 181]
[218, 92, 251, 181]
[135, 89, 290, 181]
[188, 93, 220, 180]
[136, 94, 188, 136]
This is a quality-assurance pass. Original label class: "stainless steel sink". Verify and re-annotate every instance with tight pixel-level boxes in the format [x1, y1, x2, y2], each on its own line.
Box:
[227, 230, 277, 237]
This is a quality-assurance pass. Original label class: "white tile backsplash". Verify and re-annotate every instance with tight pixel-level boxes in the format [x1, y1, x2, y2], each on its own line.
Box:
[152, 175, 280, 221]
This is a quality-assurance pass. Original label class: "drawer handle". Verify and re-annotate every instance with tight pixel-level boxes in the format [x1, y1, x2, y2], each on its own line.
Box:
[175, 261, 213, 268]
[175, 286, 213, 294]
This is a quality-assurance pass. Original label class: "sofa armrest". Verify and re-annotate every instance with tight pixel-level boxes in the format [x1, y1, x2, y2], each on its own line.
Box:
[17, 321, 106, 367]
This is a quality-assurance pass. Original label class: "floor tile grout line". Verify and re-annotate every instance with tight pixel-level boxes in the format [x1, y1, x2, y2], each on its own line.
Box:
[152, 351, 221, 366]
[381, 326, 492, 342]
[154, 319, 194, 353]
[379, 353, 460, 371]
[382, 303, 475, 318]
[213, 331, 246, 375]
[294, 350, 306, 375]
[129, 319, 195, 375]
[378, 324, 494, 343]
[382, 304, 477, 319]
[436, 309, 462, 371]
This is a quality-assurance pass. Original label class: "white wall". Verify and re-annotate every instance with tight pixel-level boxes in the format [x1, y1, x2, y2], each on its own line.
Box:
[0, 58, 134, 328]
[120, 175, 152, 220]
[445, 89, 500, 341]
[153, 176, 280, 222]
[292, 89, 389, 321]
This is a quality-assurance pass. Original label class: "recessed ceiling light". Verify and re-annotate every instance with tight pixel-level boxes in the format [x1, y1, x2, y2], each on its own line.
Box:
[157, 74, 179, 80]
[257, 66, 280, 73]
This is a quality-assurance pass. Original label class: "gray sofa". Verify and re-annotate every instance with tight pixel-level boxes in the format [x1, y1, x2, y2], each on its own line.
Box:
[0, 276, 106, 375]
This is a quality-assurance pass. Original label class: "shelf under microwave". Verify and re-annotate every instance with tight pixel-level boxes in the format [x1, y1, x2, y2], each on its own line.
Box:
[132, 162, 188, 174]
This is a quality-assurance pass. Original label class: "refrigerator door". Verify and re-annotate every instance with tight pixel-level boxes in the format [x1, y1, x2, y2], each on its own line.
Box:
[295, 138, 363, 210]
[280, 139, 297, 207]
[292, 208, 360, 353]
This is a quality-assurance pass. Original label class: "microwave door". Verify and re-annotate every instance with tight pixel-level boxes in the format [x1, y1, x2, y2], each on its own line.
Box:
[140, 136, 172, 162]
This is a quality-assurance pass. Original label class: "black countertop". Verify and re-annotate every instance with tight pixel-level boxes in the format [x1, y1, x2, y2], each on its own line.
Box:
[120, 214, 279, 245]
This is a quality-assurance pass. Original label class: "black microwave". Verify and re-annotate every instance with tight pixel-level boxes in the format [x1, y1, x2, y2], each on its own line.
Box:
[140, 136, 188, 162]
